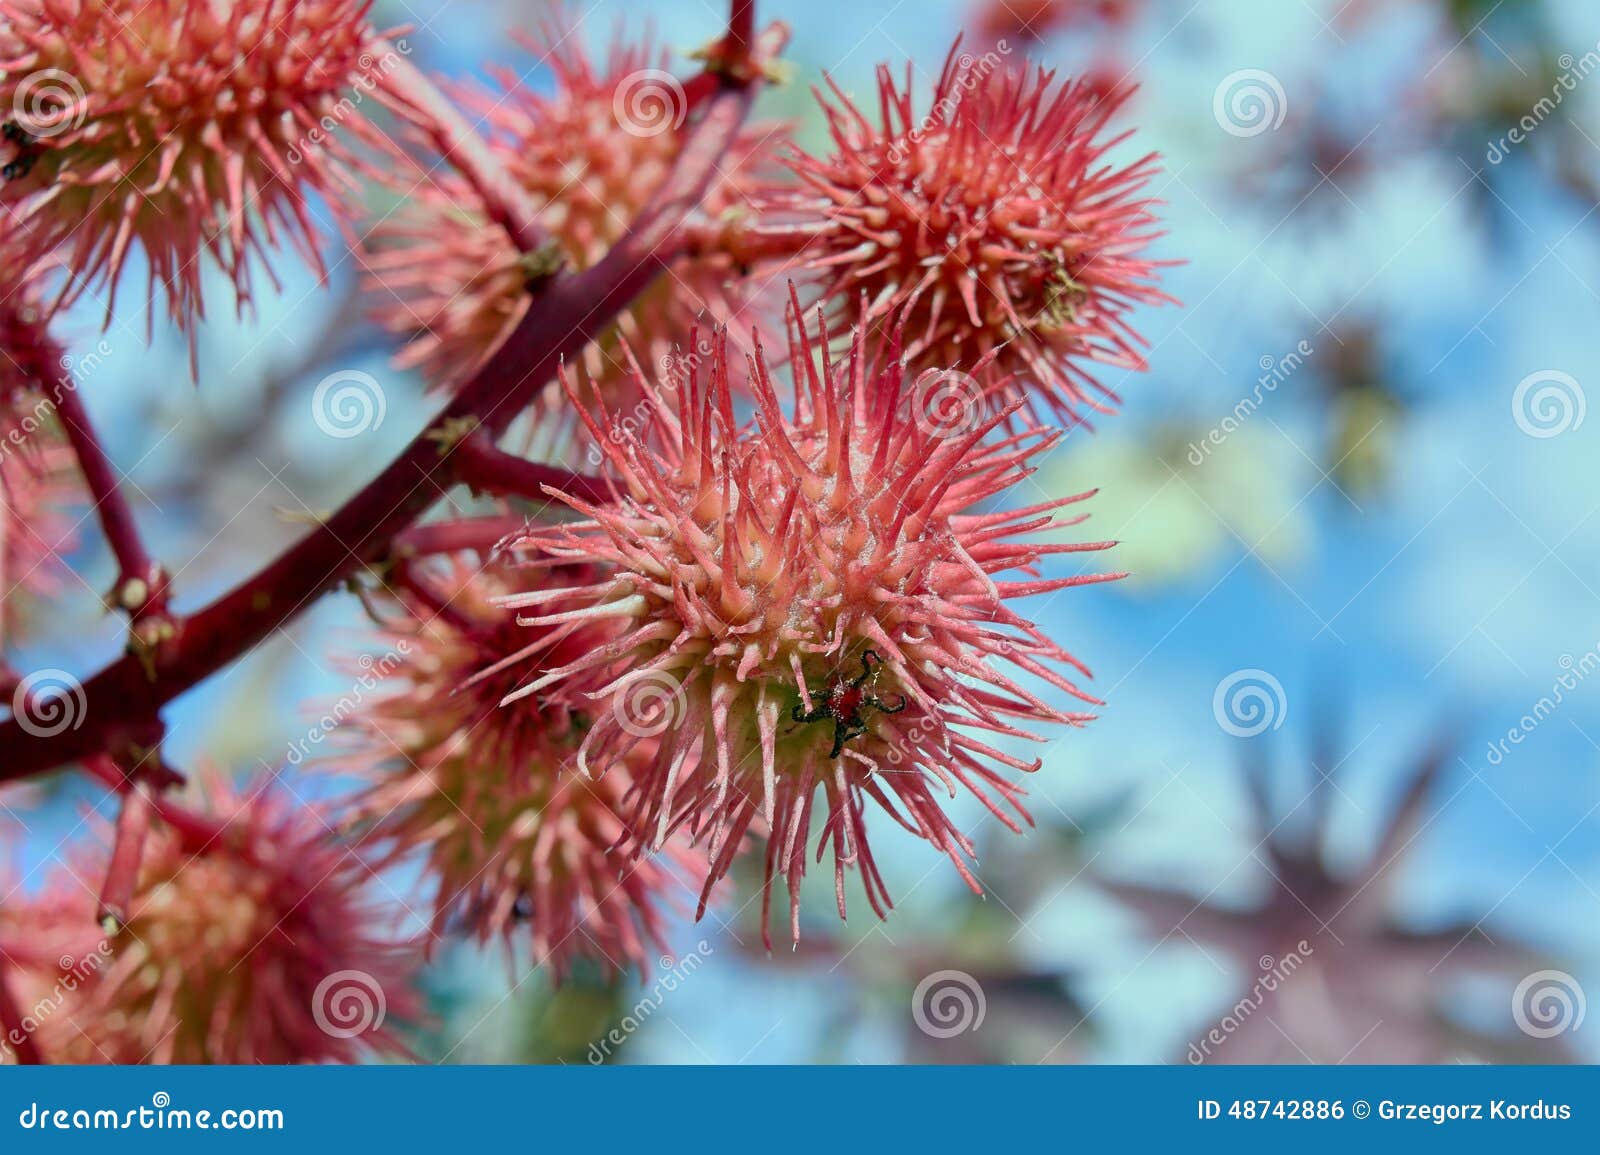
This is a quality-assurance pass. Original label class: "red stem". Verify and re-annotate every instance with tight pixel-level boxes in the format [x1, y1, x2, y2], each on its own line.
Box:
[50, 370, 167, 615]
[452, 435, 612, 505]
[730, 0, 754, 53]
[98, 783, 153, 931]
[681, 212, 816, 268]
[376, 36, 550, 255]
[390, 560, 476, 634]
[0, 22, 783, 782]
[393, 515, 525, 558]
[83, 755, 223, 848]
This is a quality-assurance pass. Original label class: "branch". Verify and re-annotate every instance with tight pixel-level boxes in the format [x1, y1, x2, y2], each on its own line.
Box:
[684, 1, 781, 100]
[730, 0, 755, 54]
[680, 211, 815, 269]
[81, 754, 222, 849]
[393, 514, 525, 558]
[97, 778, 152, 932]
[0, 21, 786, 782]
[452, 433, 612, 505]
[375, 34, 553, 259]
[50, 375, 170, 624]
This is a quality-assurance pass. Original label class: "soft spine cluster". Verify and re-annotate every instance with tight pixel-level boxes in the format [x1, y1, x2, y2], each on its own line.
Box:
[762, 44, 1168, 424]
[365, 26, 781, 455]
[0, 0, 1171, 1064]
[0, 0, 386, 357]
[343, 558, 696, 979]
[5, 780, 417, 1064]
[499, 299, 1122, 945]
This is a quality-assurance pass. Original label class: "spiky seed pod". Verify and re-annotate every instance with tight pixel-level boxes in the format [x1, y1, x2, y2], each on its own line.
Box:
[0, 882, 111, 1065]
[761, 44, 1169, 426]
[343, 559, 693, 978]
[500, 297, 1123, 945]
[35, 778, 419, 1065]
[363, 26, 782, 451]
[0, 0, 389, 356]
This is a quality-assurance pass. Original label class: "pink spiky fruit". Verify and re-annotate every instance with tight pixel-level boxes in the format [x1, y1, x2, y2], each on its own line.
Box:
[499, 296, 1123, 945]
[363, 25, 781, 454]
[0, 0, 390, 358]
[760, 43, 1170, 425]
[34, 777, 419, 1064]
[343, 558, 695, 978]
